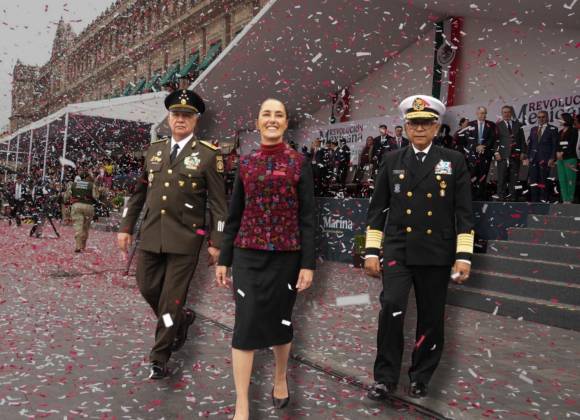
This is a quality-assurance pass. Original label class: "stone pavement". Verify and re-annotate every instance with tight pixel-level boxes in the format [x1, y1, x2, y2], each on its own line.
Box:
[0, 222, 578, 419]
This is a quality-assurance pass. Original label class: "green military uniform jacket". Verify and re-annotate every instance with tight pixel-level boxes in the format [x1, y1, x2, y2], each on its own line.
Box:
[119, 136, 228, 255]
[65, 180, 99, 204]
[365, 145, 474, 266]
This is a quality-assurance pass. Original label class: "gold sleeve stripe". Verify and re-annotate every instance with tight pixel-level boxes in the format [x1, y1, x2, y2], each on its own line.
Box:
[456, 232, 474, 254]
[366, 228, 384, 249]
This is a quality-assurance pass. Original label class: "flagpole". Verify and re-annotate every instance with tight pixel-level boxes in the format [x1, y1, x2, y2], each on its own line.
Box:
[60, 112, 69, 182]
[14, 133, 21, 174]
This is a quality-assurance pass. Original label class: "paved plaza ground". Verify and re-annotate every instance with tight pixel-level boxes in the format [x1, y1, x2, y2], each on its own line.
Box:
[0, 223, 578, 419]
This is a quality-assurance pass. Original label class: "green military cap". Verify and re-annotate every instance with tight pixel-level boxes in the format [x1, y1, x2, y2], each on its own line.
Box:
[165, 89, 206, 114]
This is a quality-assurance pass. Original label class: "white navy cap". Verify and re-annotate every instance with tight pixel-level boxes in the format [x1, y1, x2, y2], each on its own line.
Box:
[399, 95, 446, 121]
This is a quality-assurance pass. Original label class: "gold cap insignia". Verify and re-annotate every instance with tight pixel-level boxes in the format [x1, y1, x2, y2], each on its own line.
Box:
[181, 99, 187, 105]
[413, 98, 426, 111]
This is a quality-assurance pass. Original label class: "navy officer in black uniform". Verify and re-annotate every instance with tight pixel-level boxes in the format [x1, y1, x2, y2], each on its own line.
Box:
[364, 95, 474, 399]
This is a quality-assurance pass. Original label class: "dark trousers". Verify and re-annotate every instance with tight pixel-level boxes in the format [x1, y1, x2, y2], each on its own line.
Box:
[496, 158, 520, 198]
[528, 160, 551, 202]
[469, 154, 492, 200]
[374, 263, 450, 385]
[136, 249, 201, 363]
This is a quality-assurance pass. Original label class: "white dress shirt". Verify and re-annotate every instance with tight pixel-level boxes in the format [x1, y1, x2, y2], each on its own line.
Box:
[170, 133, 194, 159]
[411, 142, 432, 160]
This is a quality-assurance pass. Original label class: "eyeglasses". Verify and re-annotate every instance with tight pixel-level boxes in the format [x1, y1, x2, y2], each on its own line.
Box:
[406, 121, 437, 130]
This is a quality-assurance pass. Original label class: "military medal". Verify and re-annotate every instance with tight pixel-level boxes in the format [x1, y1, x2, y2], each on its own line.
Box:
[148, 173, 154, 182]
[178, 180, 185, 187]
[440, 190, 446, 197]
[394, 184, 401, 193]
[184, 154, 201, 170]
[156, 151, 162, 156]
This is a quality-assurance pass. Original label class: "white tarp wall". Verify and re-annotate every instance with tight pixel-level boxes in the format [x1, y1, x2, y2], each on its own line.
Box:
[305, 16, 580, 128]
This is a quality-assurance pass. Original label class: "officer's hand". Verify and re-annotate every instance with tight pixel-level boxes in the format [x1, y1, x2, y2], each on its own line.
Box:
[451, 261, 471, 284]
[296, 269, 314, 292]
[117, 233, 132, 256]
[215, 265, 230, 288]
[364, 256, 381, 278]
[207, 246, 220, 266]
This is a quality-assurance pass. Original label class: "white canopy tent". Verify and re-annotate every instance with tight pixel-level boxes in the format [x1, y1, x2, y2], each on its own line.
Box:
[1, 91, 167, 181]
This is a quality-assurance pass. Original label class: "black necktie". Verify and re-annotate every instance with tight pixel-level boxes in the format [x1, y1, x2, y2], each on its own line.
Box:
[170, 144, 180, 163]
[416, 152, 426, 163]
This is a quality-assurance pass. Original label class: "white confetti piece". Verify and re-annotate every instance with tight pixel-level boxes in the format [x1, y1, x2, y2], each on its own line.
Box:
[162, 313, 173, 328]
[451, 272, 460, 280]
[311, 52, 322, 63]
[336, 294, 371, 306]
[392, 311, 403, 317]
[237, 289, 245, 298]
[430, 344, 437, 351]
[482, 203, 488, 214]
[468, 368, 478, 378]
[519, 373, 534, 385]
[492, 306, 499, 316]
[281, 319, 291, 326]
[356, 51, 371, 57]
[287, 283, 293, 290]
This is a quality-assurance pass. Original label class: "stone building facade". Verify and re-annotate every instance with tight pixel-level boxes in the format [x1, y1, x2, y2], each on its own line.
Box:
[10, 0, 266, 132]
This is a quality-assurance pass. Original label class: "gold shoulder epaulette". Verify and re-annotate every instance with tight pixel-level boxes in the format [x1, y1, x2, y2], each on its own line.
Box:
[200, 140, 219, 151]
[151, 136, 168, 144]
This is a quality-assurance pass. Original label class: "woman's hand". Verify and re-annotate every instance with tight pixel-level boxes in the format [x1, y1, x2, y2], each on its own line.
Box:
[215, 265, 230, 288]
[296, 269, 314, 292]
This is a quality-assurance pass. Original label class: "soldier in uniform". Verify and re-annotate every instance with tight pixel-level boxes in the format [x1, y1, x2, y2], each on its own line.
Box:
[65, 171, 99, 252]
[364, 95, 474, 399]
[117, 89, 227, 380]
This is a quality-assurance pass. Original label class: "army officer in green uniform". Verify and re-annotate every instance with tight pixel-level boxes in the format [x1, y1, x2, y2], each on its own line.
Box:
[117, 89, 228, 379]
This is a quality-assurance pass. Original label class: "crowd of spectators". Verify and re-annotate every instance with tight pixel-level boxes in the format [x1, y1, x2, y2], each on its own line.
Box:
[2, 108, 579, 225]
[1, 115, 150, 224]
[271, 108, 580, 203]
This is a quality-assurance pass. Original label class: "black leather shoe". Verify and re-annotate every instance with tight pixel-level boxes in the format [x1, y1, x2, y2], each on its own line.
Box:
[367, 382, 397, 401]
[148, 361, 167, 380]
[408, 382, 428, 398]
[171, 309, 196, 351]
[272, 379, 290, 409]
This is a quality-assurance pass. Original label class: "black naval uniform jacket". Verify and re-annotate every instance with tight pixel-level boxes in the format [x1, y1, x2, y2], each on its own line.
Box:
[365, 145, 474, 266]
[120, 137, 228, 255]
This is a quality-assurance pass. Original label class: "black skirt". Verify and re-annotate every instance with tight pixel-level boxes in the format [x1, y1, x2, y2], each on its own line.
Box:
[231, 248, 300, 350]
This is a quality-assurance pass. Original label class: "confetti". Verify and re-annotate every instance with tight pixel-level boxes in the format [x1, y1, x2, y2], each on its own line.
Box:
[162, 313, 174, 328]
[336, 294, 371, 306]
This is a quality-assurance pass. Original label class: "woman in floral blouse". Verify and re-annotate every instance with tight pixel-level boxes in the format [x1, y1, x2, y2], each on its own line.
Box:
[216, 98, 316, 420]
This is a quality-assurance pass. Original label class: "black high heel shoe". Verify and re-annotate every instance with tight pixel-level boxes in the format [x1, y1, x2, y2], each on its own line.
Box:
[271, 379, 290, 409]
